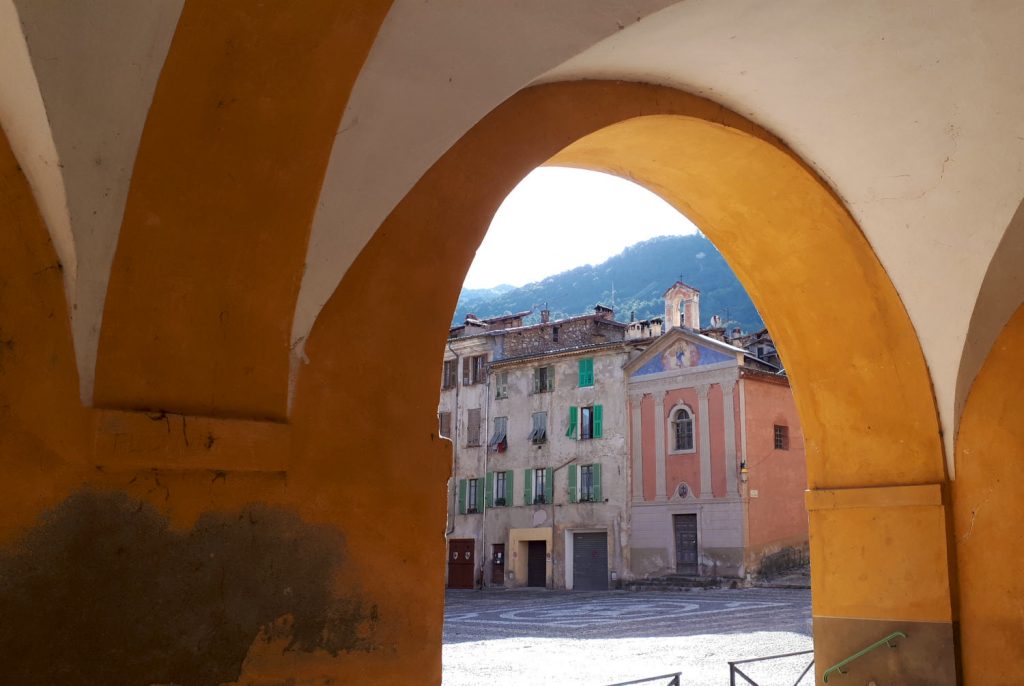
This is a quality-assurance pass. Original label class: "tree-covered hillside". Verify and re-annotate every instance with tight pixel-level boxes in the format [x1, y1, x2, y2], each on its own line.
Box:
[454, 234, 764, 332]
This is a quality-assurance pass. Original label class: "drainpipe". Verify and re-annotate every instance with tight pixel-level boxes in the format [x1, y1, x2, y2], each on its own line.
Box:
[480, 362, 491, 590]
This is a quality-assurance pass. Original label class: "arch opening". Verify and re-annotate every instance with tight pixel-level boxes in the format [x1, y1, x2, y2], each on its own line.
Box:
[303, 79, 958, 683]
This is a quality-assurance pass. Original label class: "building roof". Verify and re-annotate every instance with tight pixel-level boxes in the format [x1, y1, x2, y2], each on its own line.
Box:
[489, 338, 650, 368]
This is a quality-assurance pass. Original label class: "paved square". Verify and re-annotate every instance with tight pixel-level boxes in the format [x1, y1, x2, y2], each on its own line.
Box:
[443, 588, 813, 686]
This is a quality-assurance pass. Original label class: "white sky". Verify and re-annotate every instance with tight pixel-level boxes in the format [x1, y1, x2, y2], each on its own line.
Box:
[462, 167, 699, 289]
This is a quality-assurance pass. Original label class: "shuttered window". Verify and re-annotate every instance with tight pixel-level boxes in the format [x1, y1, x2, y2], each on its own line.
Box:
[467, 408, 481, 446]
[570, 464, 603, 503]
[467, 478, 480, 513]
[458, 478, 467, 514]
[533, 365, 554, 393]
[523, 468, 533, 504]
[462, 355, 487, 385]
[488, 416, 508, 451]
[580, 405, 603, 440]
[529, 411, 547, 444]
[578, 358, 594, 387]
[438, 411, 451, 438]
[495, 371, 508, 399]
[442, 359, 457, 389]
[565, 406, 578, 438]
[493, 471, 509, 506]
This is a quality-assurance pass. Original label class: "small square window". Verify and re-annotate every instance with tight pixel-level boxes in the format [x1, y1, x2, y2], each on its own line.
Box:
[774, 424, 789, 450]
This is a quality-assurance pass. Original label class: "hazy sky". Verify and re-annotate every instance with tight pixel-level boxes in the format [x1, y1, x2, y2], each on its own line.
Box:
[462, 167, 699, 289]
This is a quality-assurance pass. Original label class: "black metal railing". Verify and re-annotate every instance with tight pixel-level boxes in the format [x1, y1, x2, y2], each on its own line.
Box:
[606, 672, 682, 686]
[728, 649, 814, 686]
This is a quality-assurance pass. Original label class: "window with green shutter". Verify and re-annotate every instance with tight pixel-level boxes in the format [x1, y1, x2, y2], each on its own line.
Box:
[566, 406, 578, 439]
[506, 470, 514, 506]
[593, 404, 603, 438]
[577, 464, 603, 502]
[467, 478, 480, 513]
[475, 478, 485, 512]
[458, 479, 467, 514]
[568, 464, 578, 503]
[578, 358, 594, 387]
[523, 468, 533, 505]
[485, 472, 494, 508]
[544, 467, 554, 504]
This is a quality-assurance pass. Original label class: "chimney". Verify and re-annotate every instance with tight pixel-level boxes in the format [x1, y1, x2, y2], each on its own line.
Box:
[540, 308, 550, 324]
[731, 327, 742, 340]
[594, 304, 614, 320]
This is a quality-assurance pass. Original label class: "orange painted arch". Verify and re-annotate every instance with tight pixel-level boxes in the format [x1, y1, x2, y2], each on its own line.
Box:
[309, 80, 946, 491]
[954, 302, 1024, 683]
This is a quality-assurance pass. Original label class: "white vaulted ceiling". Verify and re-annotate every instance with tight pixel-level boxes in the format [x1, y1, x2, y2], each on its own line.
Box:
[2, 0, 1024, 468]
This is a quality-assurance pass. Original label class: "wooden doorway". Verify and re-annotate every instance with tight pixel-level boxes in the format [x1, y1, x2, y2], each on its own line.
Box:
[527, 540, 546, 587]
[673, 514, 699, 575]
[491, 543, 505, 585]
[447, 538, 475, 589]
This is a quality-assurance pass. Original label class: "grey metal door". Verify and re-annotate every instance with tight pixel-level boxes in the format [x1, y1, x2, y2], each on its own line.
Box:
[527, 540, 546, 587]
[573, 532, 608, 591]
[673, 514, 699, 575]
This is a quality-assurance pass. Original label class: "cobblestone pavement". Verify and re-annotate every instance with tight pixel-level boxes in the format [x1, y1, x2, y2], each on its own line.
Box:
[443, 588, 813, 686]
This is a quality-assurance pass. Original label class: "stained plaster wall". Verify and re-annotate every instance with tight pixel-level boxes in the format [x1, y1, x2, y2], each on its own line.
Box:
[743, 374, 809, 567]
[482, 347, 633, 589]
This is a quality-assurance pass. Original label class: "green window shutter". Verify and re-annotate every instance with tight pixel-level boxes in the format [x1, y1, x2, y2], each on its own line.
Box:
[566, 406, 578, 438]
[593, 404, 603, 438]
[568, 464, 578, 503]
[476, 479, 485, 512]
[458, 479, 467, 515]
[485, 472, 494, 508]
[544, 467, 554, 503]
[506, 470, 514, 507]
[593, 463, 603, 502]
[524, 468, 533, 504]
[579, 358, 594, 387]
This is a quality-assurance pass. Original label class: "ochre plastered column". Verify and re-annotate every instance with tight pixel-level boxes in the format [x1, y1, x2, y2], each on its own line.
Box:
[953, 303, 1024, 684]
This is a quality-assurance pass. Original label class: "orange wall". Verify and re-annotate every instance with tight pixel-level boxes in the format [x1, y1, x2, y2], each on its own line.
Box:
[744, 376, 808, 550]
[0, 70, 958, 684]
[662, 388, 702, 498]
[954, 303, 1024, 684]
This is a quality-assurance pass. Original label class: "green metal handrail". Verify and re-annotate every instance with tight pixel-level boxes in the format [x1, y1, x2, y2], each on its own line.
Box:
[822, 631, 907, 683]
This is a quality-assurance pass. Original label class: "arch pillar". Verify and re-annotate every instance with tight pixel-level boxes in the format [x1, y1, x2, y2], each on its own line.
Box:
[356, 79, 958, 683]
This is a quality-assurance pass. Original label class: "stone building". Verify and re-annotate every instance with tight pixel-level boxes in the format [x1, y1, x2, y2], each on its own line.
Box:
[625, 284, 807, 579]
[440, 306, 646, 589]
[441, 284, 807, 589]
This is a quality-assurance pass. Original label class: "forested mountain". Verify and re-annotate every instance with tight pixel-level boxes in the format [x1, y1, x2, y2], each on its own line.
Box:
[454, 234, 764, 332]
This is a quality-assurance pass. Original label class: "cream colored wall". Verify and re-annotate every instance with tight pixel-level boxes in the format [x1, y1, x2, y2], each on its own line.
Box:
[539, 0, 1024, 467]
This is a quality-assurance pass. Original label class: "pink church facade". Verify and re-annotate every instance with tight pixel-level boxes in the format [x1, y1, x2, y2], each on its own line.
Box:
[625, 325, 808, 579]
